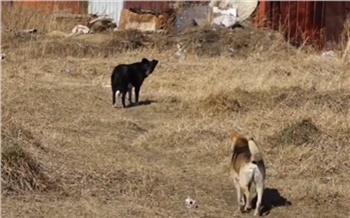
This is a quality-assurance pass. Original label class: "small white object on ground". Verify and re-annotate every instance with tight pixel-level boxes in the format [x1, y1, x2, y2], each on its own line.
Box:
[185, 196, 197, 209]
[68, 25, 91, 37]
[65, 68, 72, 74]
[321, 50, 337, 58]
[212, 6, 239, 28]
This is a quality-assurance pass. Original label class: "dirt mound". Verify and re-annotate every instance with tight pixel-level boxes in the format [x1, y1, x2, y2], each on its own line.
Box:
[196, 88, 274, 116]
[1, 120, 56, 195]
[195, 86, 350, 117]
[271, 86, 308, 108]
[312, 91, 350, 113]
[3, 22, 296, 59]
[199, 92, 246, 115]
[4, 29, 148, 59]
[273, 86, 350, 113]
[102, 29, 147, 51]
[153, 23, 295, 57]
[270, 118, 322, 146]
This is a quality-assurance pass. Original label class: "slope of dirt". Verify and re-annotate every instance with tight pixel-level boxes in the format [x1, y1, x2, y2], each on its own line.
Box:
[2, 48, 350, 217]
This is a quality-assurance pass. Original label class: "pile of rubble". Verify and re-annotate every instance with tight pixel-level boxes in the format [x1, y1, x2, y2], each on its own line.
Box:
[68, 14, 117, 37]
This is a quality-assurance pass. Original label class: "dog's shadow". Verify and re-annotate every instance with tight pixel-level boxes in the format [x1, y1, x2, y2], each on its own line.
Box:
[128, 99, 157, 108]
[252, 188, 292, 216]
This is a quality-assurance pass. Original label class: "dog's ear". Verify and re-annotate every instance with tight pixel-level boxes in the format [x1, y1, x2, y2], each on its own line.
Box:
[141, 58, 149, 63]
[145, 59, 159, 76]
[152, 59, 159, 66]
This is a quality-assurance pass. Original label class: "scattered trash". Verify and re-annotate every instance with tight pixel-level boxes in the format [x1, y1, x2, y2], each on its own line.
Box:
[211, 7, 239, 28]
[228, 48, 235, 53]
[176, 51, 186, 61]
[68, 25, 91, 37]
[87, 14, 117, 33]
[3, 28, 38, 37]
[322, 50, 337, 59]
[65, 67, 72, 75]
[176, 43, 186, 61]
[119, 8, 166, 32]
[175, 4, 209, 33]
[185, 196, 198, 209]
[64, 14, 117, 37]
[208, 0, 258, 29]
[21, 29, 37, 34]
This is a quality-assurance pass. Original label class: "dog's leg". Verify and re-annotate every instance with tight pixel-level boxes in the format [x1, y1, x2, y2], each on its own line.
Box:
[134, 86, 140, 105]
[121, 92, 127, 108]
[233, 178, 245, 210]
[254, 182, 264, 216]
[128, 89, 132, 106]
[242, 185, 252, 212]
[112, 89, 117, 108]
[127, 84, 133, 106]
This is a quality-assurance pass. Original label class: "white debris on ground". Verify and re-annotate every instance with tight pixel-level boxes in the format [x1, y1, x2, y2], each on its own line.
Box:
[212, 7, 239, 28]
[322, 50, 337, 58]
[208, 0, 258, 28]
[66, 14, 117, 37]
[64, 67, 72, 75]
[185, 196, 197, 209]
[67, 24, 91, 37]
[175, 43, 186, 62]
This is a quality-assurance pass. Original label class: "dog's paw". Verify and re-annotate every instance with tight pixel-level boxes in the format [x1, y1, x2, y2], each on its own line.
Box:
[239, 205, 246, 213]
[113, 104, 117, 108]
[244, 206, 252, 212]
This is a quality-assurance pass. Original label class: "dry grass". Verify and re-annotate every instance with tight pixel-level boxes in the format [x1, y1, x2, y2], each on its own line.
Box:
[1, 118, 58, 195]
[2, 6, 350, 218]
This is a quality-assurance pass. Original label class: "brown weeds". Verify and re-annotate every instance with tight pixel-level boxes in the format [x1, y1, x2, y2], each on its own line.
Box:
[1, 119, 57, 195]
[2, 6, 350, 218]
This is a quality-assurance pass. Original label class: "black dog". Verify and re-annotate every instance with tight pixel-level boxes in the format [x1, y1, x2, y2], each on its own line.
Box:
[111, 58, 159, 108]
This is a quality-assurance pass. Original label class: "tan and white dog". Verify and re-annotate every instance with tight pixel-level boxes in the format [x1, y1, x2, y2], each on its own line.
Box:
[230, 131, 266, 216]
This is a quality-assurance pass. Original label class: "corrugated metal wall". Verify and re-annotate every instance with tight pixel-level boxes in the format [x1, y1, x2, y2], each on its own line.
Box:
[254, 1, 326, 48]
[324, 1, 350, 48]
[254, 1, 350, 49]
[88, 1, 124, 25]
[12, 1, 85, 14]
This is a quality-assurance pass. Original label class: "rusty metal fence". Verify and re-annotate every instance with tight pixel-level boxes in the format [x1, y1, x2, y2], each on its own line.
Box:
[255, 1, 350, 50]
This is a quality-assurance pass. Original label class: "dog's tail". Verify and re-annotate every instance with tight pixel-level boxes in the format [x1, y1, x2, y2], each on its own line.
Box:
[230, 130, 264, 163]
[230, 130, 240, 151]
[248, 138, 263, 164]
[230, 131, 239, 143]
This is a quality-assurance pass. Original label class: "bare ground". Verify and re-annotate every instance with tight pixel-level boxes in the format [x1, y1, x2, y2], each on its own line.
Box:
[2, 8, 350, 218]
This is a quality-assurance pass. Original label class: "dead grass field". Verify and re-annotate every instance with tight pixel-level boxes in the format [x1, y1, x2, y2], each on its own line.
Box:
[2, 6, 350, 218]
